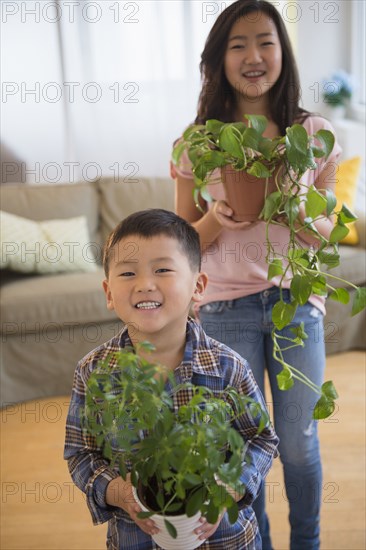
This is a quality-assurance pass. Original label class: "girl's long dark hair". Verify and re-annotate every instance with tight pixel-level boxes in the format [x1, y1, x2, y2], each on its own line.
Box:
[196, 0, 309, 133]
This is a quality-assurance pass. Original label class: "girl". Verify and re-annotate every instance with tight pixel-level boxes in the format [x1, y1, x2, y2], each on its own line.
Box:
[171, 1, 341, 549]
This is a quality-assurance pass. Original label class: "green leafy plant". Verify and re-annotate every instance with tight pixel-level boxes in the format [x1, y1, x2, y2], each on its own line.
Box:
[82, 343, 269, 538]
[172, 115, 366, 419]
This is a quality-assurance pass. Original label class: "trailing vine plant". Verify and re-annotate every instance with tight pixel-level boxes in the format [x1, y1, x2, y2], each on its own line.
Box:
[172, 115, 366, 420]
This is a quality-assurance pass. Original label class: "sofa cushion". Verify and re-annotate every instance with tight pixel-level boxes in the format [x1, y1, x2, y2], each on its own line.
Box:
[330, 245, 366, 288]
[0, 268, 118, 335]
[98, 177, 175, 242]
[1, 211, 97, 274]
[0, 182, 100, 245]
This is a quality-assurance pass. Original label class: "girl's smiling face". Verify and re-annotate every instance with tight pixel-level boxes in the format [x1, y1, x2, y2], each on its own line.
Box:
[103, 234, 207, 343]
[224, 12, 282, 103]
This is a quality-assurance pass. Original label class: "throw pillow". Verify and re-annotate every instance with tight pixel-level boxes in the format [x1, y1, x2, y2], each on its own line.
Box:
[335, 156, 362, 245]
[0, 211, 98, 274]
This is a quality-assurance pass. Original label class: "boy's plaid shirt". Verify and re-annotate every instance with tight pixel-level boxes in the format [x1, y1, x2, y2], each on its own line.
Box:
[64, 318, 279, 549]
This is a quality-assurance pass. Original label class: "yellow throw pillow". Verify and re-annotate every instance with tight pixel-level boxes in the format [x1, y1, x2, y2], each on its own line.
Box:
[334, 156, 362, 245]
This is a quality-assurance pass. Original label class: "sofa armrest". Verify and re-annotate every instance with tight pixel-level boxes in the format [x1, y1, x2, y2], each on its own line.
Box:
[355, 210, 366, 249]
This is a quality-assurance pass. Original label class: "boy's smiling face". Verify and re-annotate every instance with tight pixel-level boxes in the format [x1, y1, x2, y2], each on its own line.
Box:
[103, 234, 207, 343]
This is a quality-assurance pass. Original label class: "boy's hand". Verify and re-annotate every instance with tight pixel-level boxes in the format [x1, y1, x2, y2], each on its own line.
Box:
[106, 475, 159, 537]
[195, 510, 226, 541]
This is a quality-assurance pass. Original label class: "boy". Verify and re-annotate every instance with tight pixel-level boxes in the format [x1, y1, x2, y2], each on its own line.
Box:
[64, 209, 279, 549]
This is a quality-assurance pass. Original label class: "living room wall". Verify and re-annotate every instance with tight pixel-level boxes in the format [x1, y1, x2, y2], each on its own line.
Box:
[1, 0, 365, 183]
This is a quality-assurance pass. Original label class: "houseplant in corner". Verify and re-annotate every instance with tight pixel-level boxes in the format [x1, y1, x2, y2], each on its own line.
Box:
[82, 343, 269, 550]
[322, 70, 354, 120]
[172, 114, 366, 420]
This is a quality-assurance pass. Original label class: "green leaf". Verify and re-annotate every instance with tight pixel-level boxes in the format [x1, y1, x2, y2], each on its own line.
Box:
[305, 186, 327, 219]
[311, 275, 328, 296]
[329, 288, 350, 304]
[325, 189, 337, 216]
[314, 129, 335, 159]
[318, 251, 340, 268]
[286, 124, 308, 151]
[183, 124, 205, 141]
[290, 274, 313, 305]
[277, 368, 294, 391]
[267, 259, 283, 281]
[313, 394, 335, 420]
[186, 486, 206, 517]
[199, 186, 213, 203]
[247, 160, 272, 178]
[284, 196, 300, 223]
[171, 141, 187, 165]
[242, 127, 260, 150]
[164, 519, 177, 539]
[227, 500, 239, 524]
[290, 322, 308, 341]
[205, 501, 220, 525]
[272, 301, 297, 330]
[137, 511, 154, 519]
[205, 119, 225, 135]
[257, 137, 277, 160]
[285, 124, 314, 172]
[244, 114, 268, 134]
[329, 223, 349, 243]
[156, 491, 165, 509]
[321, 380, 339, 400]
[261, 191, 282, 220]
[338, 204, 358, 224]
[118, 457, 127, 479]
[311, 145, 326, 158]
[351, 287, 366, 316]
[219, 126, 243, 158]
[185, 473, 203, 487]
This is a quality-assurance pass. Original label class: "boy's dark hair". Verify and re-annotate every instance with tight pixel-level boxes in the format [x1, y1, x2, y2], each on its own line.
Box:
[196, 0, 309, 134]
[103, 209, 202, 277]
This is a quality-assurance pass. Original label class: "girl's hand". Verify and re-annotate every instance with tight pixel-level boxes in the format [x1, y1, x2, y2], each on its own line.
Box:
[106, 475, 159, 537]
[211, 200, 258, 230]
[195, 510, 226, 541]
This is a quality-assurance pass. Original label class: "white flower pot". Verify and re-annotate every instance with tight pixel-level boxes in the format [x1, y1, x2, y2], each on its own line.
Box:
[133, 487, 204, 550]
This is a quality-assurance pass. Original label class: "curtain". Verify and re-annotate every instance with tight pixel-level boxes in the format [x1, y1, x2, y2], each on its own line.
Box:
[2, 0, 235, 183]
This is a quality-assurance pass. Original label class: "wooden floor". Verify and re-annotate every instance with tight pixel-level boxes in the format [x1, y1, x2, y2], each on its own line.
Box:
[1, 351, 365, 550]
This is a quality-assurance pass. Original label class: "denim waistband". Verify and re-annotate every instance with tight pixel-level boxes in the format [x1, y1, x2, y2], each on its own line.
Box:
[225, 288, 291, 309]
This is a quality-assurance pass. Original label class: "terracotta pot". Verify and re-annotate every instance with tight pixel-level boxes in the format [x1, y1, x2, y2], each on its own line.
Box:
[132, 486, 204, 550]
[221, 165, 279, 222]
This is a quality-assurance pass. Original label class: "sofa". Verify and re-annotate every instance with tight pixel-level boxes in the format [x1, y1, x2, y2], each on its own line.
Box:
[1, 178, 365, 406]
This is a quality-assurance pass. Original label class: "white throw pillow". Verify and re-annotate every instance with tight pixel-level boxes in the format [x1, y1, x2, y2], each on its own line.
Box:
[0, 211, 98, 274]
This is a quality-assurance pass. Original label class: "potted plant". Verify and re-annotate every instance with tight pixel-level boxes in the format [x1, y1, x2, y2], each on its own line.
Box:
[82, 343, 269, 550]
[322, 69, 354, 119]
[172, 115, 366, 419]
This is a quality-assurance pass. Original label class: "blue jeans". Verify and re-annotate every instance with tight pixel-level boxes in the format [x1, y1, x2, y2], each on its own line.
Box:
[199, 288, 324, 550]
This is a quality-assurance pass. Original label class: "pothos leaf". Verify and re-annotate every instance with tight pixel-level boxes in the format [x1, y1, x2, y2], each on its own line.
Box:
[267, 259, 283, 281]
[352, 287, 366, 316]
[272, 300, 297, 330]
[328, 288, 350, 304]
[276, 368, 294, 391]
[164, 519, 178, 539]
[313, 394, 336, 420]
[329, 223, 349, 243]
[321, 380, 339, 400]
[314, 129, 335, 159]
[244, 114, 268, 134]
[290, 274, 313, 305]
